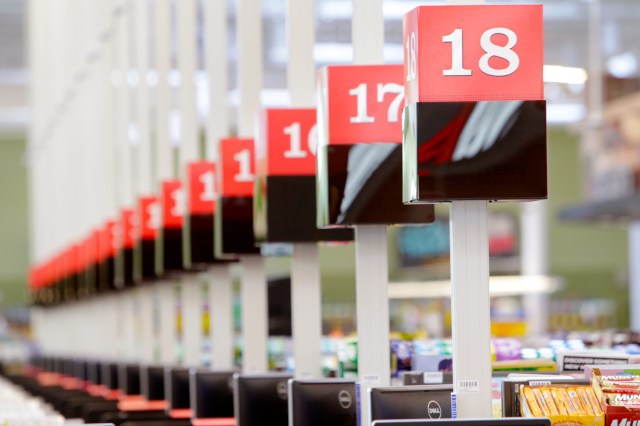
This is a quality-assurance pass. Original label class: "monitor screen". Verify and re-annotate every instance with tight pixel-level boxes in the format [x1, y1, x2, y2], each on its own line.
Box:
[190, 370, 235, 419]
[118, 363, 141, 396]
[101, 362, 119, 390]
[87, 360, 102, 385]
[141, 365, 165, 401]
[369, 385, 454, 421]
[166, 367, 191, 410]
[371, 419, 552, 426]
[289, 379, 357, 426]
[235, 373, 293, 426]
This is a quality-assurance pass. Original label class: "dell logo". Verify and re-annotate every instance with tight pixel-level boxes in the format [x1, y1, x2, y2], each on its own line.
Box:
[276, 381, 288, 400]
[338, 390, 352, 409]
[427, 400, 442, 419]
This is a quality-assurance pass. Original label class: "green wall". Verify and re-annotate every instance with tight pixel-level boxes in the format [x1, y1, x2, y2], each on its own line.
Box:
[546, 128, 629, 327]
[0, 138, 28, 306]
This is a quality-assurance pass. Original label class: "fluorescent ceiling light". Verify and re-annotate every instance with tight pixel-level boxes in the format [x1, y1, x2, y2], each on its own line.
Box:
[607, 52, 638, 79]
[546, 103, 587, 124]
[543, 65, 588, 85]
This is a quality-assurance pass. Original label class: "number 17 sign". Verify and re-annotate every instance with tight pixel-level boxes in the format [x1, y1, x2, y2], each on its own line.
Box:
[403, 5, 543, 103]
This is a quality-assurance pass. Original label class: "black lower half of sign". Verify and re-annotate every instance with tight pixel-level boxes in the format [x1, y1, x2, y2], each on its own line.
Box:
[216, 196, 261, 257]
[160, 226, 184, 273]
[255, 174, 354, 243]
[403, 100, 548, 203]
[317, 143, 435, 227]
[139, 238, 157, 281]
[187, 213, 233, 266]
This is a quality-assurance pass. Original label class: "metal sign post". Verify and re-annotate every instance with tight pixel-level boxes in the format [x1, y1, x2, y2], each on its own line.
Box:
[286, 0, 323, 379]
[237, 0, 268, 374]
[203, 0, 235, 371]
[402, 0, 546, 417]
[350, 1, 393, 425]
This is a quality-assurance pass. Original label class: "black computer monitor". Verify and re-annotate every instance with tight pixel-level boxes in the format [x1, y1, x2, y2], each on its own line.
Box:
[369, 385, 454, 422]
[119, 363, 141, 396]
[190, 369, 235, 418]
[102, 362, 119, 391]
[166, 367, 191, 410]
[141, 365, 166, 401]
[234, 373, 293, 426]
[371, 419, 552, 426]
[87, 360, 102, 386]
[288, 379, 357, 426]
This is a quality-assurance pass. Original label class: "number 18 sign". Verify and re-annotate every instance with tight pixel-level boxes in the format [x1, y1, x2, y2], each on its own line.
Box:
[403, 5, 543, 104]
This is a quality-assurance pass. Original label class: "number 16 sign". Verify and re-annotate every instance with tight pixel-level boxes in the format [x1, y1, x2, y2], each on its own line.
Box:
[403, 5, 543, 103]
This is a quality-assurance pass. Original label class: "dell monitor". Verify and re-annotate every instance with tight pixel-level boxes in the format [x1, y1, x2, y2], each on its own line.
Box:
[234, 373, 292, 426]
[369, 385, 454, 422]
[288, 379, 357, 426]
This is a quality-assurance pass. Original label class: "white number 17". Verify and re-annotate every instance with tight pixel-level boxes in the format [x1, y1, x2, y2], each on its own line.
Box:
[349, 83, 404, 124]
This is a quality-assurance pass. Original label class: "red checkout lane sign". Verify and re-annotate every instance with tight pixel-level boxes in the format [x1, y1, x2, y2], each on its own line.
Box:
[318, 65, 405, 146]
[161, 180, 185, 229]
[219, 138, 255, 198]
[188, 161, 217, 215]
[257, 108, 318, 177]
[138, 196, 160, 240]
[120, 208, 137, 250]
[403, 4, 544, 103]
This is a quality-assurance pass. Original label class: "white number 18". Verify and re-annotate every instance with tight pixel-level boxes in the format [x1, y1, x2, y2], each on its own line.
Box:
[442, 27, 520, 77]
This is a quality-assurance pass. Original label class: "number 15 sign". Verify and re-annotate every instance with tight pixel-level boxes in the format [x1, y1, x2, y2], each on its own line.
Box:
[404, 5, 543, 103]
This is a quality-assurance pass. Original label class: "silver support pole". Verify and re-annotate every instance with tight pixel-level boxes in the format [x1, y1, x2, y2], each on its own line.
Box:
[203, 0, 235, 370]
[351, 0, 389, 423]
[237, 0, 268, 373]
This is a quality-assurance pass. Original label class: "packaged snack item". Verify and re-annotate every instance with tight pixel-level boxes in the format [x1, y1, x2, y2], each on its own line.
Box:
[608, 393, 640, 403]
[598, 376, 640, 394]
[531, 387, 551, 415]
[551, 388, 569, 415]
[575, 387, 601, 416]
[584, 387, 604, 416]
[599, 385, 640, 394]
[523, 387, 545, 417]
[567, 388, 588, 416]
[608, 399, 640, 410]
[541, 388, 561, 416]
[599, 375, 640, 382]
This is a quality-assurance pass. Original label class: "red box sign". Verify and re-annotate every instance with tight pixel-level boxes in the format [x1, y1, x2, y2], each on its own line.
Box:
[188, 162, 217, 215]
[120, 209, 137, 249]
[162, 180, 184, 229]
[403, 5, 543, 103]
[257, 108, 318, 176]
[220, 138, 255, 197]
[99, 220, 120, 259]
[90, 229, 100, 265]
[139, 196, 159, 240]
[318, 65, 405, 146]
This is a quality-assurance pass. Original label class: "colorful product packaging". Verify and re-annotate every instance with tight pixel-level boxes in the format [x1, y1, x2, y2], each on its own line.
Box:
[592, 369, 640, 426]
[520, 384, 604, 426]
